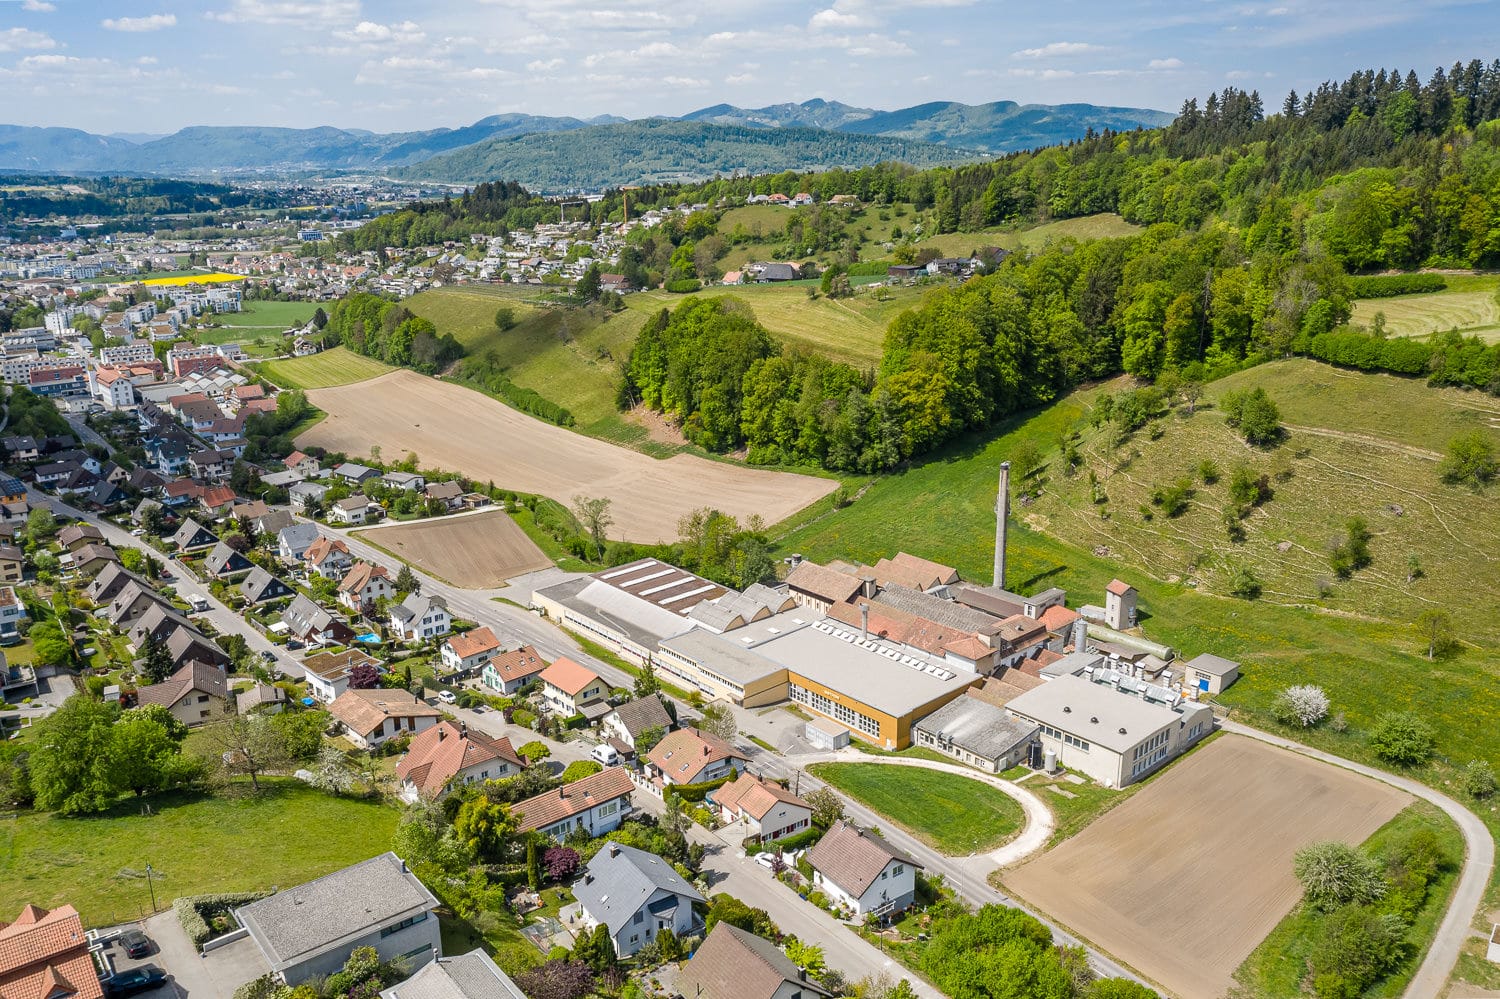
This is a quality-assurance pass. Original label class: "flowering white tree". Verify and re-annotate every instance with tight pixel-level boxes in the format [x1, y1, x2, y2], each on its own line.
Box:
[1272, 684, 1330, 727]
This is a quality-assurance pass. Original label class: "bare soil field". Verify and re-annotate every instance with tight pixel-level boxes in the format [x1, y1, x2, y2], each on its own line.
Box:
[299, 370, 837, 543]
[1002, 735, 1410, 999]
[355, 509, 554, 588]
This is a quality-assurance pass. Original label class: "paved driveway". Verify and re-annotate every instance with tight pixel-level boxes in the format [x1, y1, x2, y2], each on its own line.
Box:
[143, 911, 269, 999]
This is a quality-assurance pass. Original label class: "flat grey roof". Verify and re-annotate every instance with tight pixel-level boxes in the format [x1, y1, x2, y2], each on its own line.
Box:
[754, 618, 975, 717]
[1187, 652, 1239, 675]
[539, 576, 696, 650]
[659, 628, 786, 687]
[914, 696, 1039, 760]
[236, 852, 437, 971]
[1041, 650, 1104, 678]
[1004, 674, 1187, 753]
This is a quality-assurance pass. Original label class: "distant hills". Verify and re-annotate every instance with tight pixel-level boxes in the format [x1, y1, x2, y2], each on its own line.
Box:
[0, 98, 1170, 190]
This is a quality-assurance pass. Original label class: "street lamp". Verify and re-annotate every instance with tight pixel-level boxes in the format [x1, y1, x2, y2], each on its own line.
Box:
[145, 863, 157, 913]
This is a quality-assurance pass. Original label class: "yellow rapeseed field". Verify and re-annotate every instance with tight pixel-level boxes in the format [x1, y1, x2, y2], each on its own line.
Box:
[139, 272, 246, 286]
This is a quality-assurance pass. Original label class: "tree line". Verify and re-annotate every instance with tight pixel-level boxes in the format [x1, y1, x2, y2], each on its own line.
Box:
[322, 292, 464, 373]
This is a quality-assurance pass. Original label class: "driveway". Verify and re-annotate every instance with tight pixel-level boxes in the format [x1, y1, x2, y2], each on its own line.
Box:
[143, 911, 269, 999]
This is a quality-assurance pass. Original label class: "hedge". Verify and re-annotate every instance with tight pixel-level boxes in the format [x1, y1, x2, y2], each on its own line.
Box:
[664, 279, 702, 294]
[744, 826, 825, 855]
[1348, 273, 1447, 298]
[174, 891, 272, 948]
[666, 772, 736, 803]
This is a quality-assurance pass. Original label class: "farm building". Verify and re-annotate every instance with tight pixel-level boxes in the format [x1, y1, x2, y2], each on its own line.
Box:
[1004, 672, 1214, 788]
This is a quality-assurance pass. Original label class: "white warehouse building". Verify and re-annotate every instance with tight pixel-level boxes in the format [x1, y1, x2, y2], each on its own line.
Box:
[1004, 671, 1214, 788]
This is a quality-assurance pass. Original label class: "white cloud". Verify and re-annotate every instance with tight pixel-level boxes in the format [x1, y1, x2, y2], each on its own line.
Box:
[1007, 67, 1077, 79]
[1012, 41, 1104, 58]
[584, 40, 682, 68]
[725, 72, 754, 84]
[527, 57, 563, 71]
[21, 0, 56, 11]
[138, 55, 159, 64]
[662, 75, 707, 87]
[1147, 57, 1183, 69]
[207, 1, 360, 26]
[810, 8, 870, 29]
[334, 20, 425, 44]
[0, 27, 56, 51]
[101, 14, 177, 32]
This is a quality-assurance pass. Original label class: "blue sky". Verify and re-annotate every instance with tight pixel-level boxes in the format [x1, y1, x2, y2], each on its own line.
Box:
[2, 0, 1497, 134]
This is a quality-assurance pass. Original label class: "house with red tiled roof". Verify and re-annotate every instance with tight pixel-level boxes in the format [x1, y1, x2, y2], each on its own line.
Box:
[538, 656, 606, 716]
[645, 727, 748, 787]
[479, 644, 549, 695]
[0, 903, 103, 999]
[513, 766, 635, 839]
[711, 773, 811, 844]
[395, 720, 523, 802]
[439, 626, 502, 676]
[327, 688, 440, 750]
[337, 561, 392, 614]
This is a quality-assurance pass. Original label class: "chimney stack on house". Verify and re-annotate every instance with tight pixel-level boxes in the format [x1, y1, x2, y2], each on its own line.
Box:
[994, 461, 1011, 589]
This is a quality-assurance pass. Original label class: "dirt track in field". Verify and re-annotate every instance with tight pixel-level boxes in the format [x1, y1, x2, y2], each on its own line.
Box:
[356, 510, 553, 588]
[1003, 735, 1411, 999]
[299, 370, 837, 543]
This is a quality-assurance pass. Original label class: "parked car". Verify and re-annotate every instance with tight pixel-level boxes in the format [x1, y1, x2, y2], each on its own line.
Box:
[190, 596, 210, 612]
[437, 689, 456, 704]
[118, 929, 150, 959]
[259, 650, 276, 662]
[102, 967, 166, 998]
[590, 743, 621, 767]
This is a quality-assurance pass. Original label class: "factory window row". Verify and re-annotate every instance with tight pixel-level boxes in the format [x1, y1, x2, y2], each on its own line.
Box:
[1131, 729, 1170, 761]
[1037, 723, 1089, 752]
[1132, 744, 1170, 778]
[790, 683, 880, 737]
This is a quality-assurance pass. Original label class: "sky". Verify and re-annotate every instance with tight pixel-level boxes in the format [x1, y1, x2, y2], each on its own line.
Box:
[2, 0, 1498, 135]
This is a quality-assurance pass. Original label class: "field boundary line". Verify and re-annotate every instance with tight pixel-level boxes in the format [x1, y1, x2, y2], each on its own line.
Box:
[1222, 720, 1494, 999]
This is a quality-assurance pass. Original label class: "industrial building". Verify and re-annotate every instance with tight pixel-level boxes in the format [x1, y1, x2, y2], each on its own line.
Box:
[912, 693, 1040, 772]
[1003, 671, 1213, 788]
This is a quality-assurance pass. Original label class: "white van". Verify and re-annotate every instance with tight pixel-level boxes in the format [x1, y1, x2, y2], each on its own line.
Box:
[437, 690, 457, 705]
[590, 743, 620, 766]
[190, 596, 210, 613]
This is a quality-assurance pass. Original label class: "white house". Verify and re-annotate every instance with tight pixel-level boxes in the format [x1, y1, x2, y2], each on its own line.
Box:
[514, 766, 636, 840]
[277, 522, 322, 562]
[330, 495, 372, 525]
[537, 657, 606, 716]
[300, 648, 384, 703]
[645, 727, 748, 787]
[395, 721, 524, 802]
[305, 537, 353, 579]
[480, 645, 549, 694]
[711, 773, 813, 844]
[440, 626, 502, 675]
[338, 561, 393, 614]
[0, 586, 28, 643]
[327, 687, 441, 750]
[806, 820, 921, 918]
[600, 696, 673, 751]
[572, 842, 704, 957]
[389, 593, 451, 642]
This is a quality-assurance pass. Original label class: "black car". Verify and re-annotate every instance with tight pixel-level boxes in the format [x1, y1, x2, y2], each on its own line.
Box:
[259, 650, 277, 662]
[118, 929, 150, 959]
[102, 967, 166, 998]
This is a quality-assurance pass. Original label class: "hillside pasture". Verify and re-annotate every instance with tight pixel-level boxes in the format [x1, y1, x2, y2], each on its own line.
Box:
[299, 369, 837, 543]
[1003, 735, 1410, 999]
[910, 212, 1142, 259]
[1351, 282, 1500, 342]
[354, 509, 554, 588]
[257, 345, 397, 389]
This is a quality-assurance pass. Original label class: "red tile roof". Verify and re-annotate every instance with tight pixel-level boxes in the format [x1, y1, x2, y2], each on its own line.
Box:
[646, 727, 748, 785]
[1105, 579, 1134, 597]
[1039, 605, 1079, 632]
[514, 766, 634, 832]
[0, 904, 102, 999]
[484, 645, 548, 684]
[396, 720, 522, 798]
[445, 627, 501, 661]
[539, 656, 600, 696]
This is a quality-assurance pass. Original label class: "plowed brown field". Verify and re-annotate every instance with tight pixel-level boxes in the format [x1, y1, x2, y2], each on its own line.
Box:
[356, 509, 553, 588]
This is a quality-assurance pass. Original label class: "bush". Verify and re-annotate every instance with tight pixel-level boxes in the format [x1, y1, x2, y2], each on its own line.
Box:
[1293, 842, 1387, 912]
[560, 760, 602, 783]
[1271, 685, 1330, 728]
[174, 891, 272, 948]
[744, 825, 824, 855]
[668, 772, 736, 803]
[1229, 566, 1262, 600]
[1197, 459, 1220, 484]
[1347, 273, 1446, 297]
[1462, 759, 1496, 799]
[664, 279, 702, 293]
[1368, 712, 1436, 767]
[1150, 478, 1194, 517]
[1221, 387, 1281, 445]
[1437, 430, 1497, 487]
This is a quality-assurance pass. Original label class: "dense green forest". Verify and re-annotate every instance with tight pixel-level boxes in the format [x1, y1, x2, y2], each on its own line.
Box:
[0, 174, 289, 224]
[322, 293, 464, 373]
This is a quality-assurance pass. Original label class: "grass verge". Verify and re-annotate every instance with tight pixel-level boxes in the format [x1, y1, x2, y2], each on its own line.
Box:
[807, 761, 1024, 855]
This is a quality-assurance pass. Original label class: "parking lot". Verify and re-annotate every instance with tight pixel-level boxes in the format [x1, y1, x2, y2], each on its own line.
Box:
[94, 912, 269, 999]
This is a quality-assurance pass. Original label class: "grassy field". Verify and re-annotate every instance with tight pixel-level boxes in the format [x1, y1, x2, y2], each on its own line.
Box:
[0, 779, 399, 926]
[1351, 278, 1500, 342]
[405, 287, 656, 449]
[806, 762, 1025, 854]
[1233, 801, 1464, 999]
[257, 345, 397, 389]
[775, 365, 1500, 875]
[205, 300, 317, 331]
[624, 282, 926, 367]
[911, 213, 1142, 259]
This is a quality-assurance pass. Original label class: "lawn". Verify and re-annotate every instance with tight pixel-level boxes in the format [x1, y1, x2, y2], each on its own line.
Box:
[256, 346, 397, 389]
[806, 762, 1024, 855]
[0, 778, 400, 926]
[1350, 279, 1500, 342]
[1233, 801, 1465, 999]
[201, 300, 318, 332]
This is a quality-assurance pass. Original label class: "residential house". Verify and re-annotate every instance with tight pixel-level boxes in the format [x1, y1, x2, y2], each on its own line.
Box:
[160, 476, 202, 507]
[440, 627, 501, 676]
[57, 524, 104, 550]
[538, 657, 606, 717]
[85, 479, 127, 509]
[203, 541, 253, 579]
[234, 852, 441, 985]
[125, 600, 195, 648]
[390, 594, 451, 642]
[305, 536, 354, 579]
[88, 563, 148, 606]
[380, 950, 526, 999]
[0, 545, 23, 584]
[241, 566, 293, 605]
[237, 683, 289, 715]
[327, 687, 441, 750]
[301, 647, 383, 702]
[710, 774, 812, 844]
[514, 766, 635, 840]
[330, 495, 372, 525]
[164, 627, 231, 671]
[645, 727, 749, 787]
[254, 509, 296, 538]
[0, 903, 104, 999]
[573, 842, 704, 957]
[678, 922, 834, 999]
[188, 449, 233, 481]
[0, 586, 27, 643]
[277, 522, 322, 562]
[479, 645, 549, 695]
[289, 480, 329, 511]
[338, 561, 393, 614]
[280, 594, 358, 649]
[395, 721, 523, 802]
[282, 450, 321, 477]
[806, 820, 921, 917]
[136, 661, 231, 727]
[601, 696, 673, 752]
[381, 472, 425, 492]
[69, 543, 118, 575]
[198, 484, 239, 517]
[333, 462, 380, 486]
[172, 517, 218, 551]
[424, 480, 462, 510]
[104, 580, 175, 631]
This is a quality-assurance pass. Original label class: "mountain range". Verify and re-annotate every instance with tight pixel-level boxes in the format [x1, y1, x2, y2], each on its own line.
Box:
[0, 99, 1171, 191]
